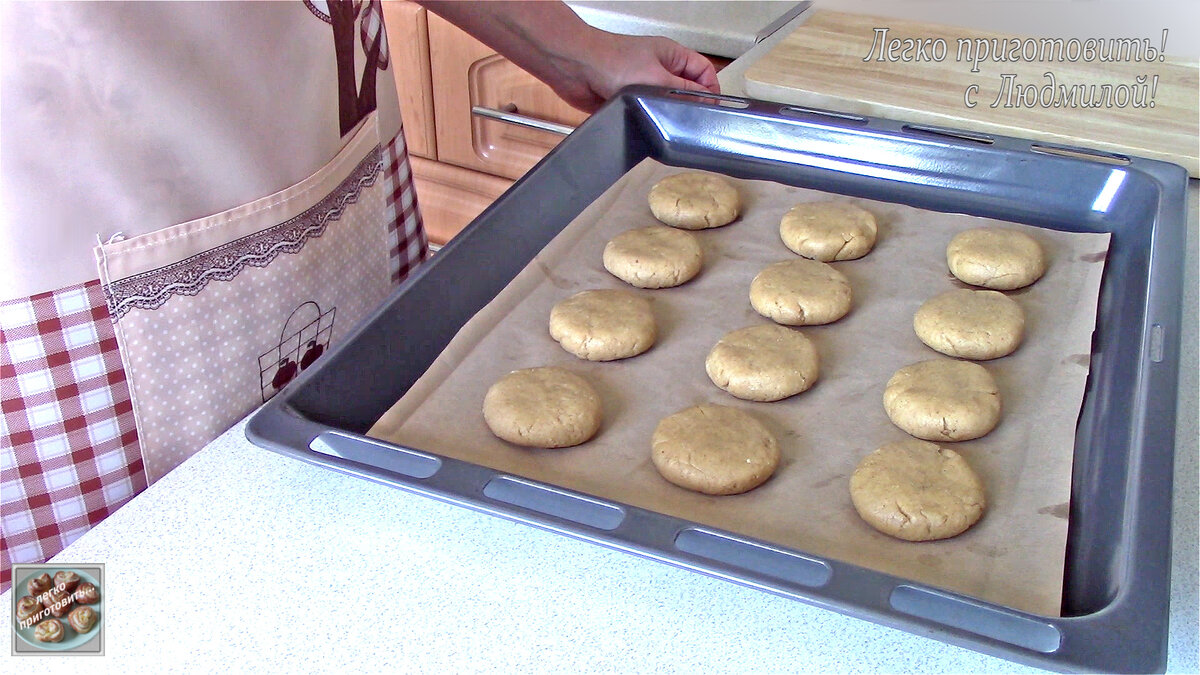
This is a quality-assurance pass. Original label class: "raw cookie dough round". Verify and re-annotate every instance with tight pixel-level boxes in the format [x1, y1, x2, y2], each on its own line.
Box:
[648, 172, 741, 230]
[483, 367, 602, 448]
[779, 201, 878, 261]
[749, 259, 852, 325]
[603, 225, 703, 288]
[850, 439, 986, 541]
[549, 289, 656, 361]
[883, 359, 1001, 442]
[947, 227, 1046, 290]
[651, 404, 780, 495]
[913, 288, 1025, 360]
[706, 324, 820, 401]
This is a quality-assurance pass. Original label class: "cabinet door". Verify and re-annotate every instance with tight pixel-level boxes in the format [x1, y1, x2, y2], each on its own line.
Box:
[411, 157, 511, 246]
[382, 0, 436, 159]
[427, 13, 589, 181]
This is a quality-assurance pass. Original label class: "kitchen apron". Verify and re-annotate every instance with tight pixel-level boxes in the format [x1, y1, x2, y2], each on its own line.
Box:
[1, 1, 428, 590]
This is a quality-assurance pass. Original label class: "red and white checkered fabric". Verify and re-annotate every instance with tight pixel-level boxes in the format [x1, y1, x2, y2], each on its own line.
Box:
[1, 280, 147, 592]
[359, 0, 390, 69]
[383, 128, 430, 284]
[0, 131, 424, 594]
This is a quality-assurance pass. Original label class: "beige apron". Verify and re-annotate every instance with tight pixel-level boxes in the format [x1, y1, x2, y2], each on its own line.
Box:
[1, 0, 427, 588]
[95, 113, 395, 481]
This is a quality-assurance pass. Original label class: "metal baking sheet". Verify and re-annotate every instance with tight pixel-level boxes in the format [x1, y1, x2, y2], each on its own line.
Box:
[246, 86, 1187, 672]
[368, 156, 1108, 619]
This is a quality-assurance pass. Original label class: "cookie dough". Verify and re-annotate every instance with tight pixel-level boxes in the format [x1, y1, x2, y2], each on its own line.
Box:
[883, 359, 1002, 441]
[648, 172, 741, 229]
[913, 288, 1025, 360]
[483, 367, 602, 448]
[850, 439, 986, 541]
[603, 225, 703, 288]
[706, 324, 820, 401]
[749, 259, 853, 325]
[549, 289, 656, 361]
[651, 404, 780, 495]
[947, 227, 1046, 290]
[779, 201, 878, 261]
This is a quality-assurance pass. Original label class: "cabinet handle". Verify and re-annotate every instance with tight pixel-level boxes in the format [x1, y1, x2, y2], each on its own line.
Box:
[471, 105, 575, 136]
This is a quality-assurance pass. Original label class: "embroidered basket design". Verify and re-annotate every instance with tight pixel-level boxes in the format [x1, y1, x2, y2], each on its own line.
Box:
[258, 301, 336, 402]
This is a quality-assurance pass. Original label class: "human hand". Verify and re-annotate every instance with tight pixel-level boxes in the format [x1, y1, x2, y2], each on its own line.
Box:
[416, 1, 721, 114]
[550, 31, 722, 113]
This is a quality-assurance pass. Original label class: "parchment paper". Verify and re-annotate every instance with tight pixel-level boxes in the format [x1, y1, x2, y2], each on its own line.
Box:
[370, 159, 1110, 617]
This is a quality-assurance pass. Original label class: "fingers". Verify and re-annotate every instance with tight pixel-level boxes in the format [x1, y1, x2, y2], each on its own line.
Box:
[674, 49, 721, 94]
[648, 38, 720, 94]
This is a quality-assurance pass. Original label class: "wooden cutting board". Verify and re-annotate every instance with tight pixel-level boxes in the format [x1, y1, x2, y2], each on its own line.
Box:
[744, 10, 1199, 176]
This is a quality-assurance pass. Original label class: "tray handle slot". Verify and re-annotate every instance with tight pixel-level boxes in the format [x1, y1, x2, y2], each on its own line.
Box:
[901, 124, 995, 145]
[779, 105, 869, 126]
[1030, 143, 1132, 165]
[310, 432, 441, 479]
[674, 528, 832, 588]
[889, 585, 1061, 653]
[664, 89, 750, 109]
[482, 476, 626, 531]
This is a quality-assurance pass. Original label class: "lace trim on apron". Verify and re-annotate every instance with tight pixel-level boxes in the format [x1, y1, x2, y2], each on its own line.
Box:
[103, 146, 383, 320]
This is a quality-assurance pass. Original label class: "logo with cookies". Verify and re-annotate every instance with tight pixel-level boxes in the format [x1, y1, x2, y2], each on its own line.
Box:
[11, 564, 104, 655]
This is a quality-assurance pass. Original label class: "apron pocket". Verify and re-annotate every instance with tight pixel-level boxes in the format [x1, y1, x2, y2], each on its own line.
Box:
[97, 115, 392, 482]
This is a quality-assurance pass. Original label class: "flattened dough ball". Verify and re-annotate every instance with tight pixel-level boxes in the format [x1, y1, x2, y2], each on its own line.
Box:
[750, 259, 852, 325]
[651, 404, 780, 495]
[603, 225, 703, 288]
[648, 172, 741, 229]
[549, 289, 656, 361]
[483, 367, 602, 448]
[780, 201, 878, 261]
[947, 227, 1046, 290]
[850, 439, 986, 541]
[884, 359, 1001, 442]
[913, 289, 1025, 360]
[706, 324, 819, 401]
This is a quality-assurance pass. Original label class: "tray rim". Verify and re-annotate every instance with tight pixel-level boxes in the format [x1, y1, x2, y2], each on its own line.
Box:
[246, 86, 1188, 674]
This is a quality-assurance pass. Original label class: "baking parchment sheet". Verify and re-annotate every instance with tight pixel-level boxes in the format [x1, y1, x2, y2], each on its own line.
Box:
[370, 158, 1110, 617]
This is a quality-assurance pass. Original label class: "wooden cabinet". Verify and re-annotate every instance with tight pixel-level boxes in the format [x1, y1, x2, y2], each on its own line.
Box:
[383, 1, 436, 160]
[382, 1, 726, 246]
[382, 1, 585, 245]
[427, 13, 589, 181]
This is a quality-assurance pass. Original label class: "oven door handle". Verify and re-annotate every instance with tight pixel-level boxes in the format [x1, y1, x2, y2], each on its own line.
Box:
[471, 105, 575, 136]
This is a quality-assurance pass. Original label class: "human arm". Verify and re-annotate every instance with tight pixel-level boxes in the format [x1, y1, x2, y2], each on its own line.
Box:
[414, 0, 720, 113]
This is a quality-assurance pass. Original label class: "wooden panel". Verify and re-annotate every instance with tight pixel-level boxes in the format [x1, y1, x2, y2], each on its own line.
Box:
[745, 11, 1199, 175]
[382, 0, 436, 159]
[411, 155, 512, 245]
[427, 13, 589, 181]
[709, 55, 733, 73]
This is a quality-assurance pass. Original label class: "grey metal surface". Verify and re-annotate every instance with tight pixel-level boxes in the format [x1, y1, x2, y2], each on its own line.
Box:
[247, 87, 1188, 673]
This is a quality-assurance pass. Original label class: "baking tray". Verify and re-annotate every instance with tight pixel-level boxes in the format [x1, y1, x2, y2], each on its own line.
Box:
[246, 86, 1187, 672]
